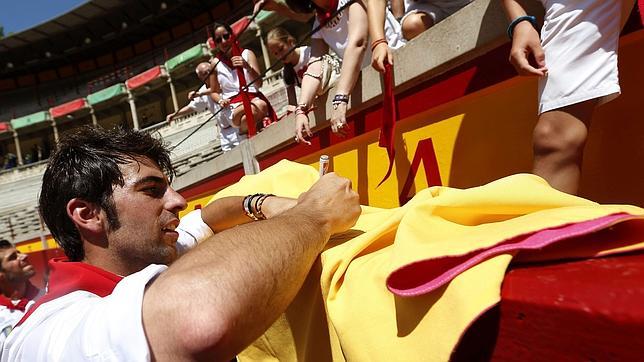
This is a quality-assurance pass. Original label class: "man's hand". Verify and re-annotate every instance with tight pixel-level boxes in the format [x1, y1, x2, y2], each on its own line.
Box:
[166, 113, 176, 124]
[298, 173, 360, 236]
[371, 43, 393, 73]
[188, 90, 198, 100]
[295, 113, 312, 145]
[509, 21, 547, 76]
[330, 103, 348, 137]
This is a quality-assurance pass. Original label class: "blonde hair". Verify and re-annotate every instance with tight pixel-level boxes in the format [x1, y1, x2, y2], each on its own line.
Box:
[267, 27, 295, 44]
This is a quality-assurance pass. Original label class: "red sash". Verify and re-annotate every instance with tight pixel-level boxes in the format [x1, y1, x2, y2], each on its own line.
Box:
[17, 257, 122, 327]
[0, 282, 41, 312]
[378, 63, 398, 186]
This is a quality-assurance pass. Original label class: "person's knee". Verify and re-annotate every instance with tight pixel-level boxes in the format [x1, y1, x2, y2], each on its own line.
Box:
[402, 13, 434, 40]
[533, 114, 588, 159]
[252, 100, 268, 117]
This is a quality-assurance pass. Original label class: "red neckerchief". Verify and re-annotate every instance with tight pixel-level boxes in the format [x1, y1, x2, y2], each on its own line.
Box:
[16, 257, 123, 327]
[316, 0, 340, 24]
[378, 62, 398, 186]
[0, 281, 41, 312]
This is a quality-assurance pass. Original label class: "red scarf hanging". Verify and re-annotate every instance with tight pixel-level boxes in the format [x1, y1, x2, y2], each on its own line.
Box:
[378, 63, 397, 186]
[216, 48, 279, 129]
[0, 282, 41, 312]
[17, 257, 122, 327]
[230, 38, 258, 137]
[316, 0, 340, 24]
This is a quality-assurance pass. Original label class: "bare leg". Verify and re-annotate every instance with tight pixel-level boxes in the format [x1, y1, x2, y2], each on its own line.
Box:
[401, 13, 435, 41]
[232, 99, 269, 133]
[532, 99, 597, 194]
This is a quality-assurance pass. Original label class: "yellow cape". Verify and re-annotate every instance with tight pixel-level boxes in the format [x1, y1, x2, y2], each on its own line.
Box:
[209, 160, 644, 361]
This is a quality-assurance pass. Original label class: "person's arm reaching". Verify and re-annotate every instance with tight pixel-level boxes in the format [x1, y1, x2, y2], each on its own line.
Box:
[367, 0, 393, 72]
[294, 38, 328, 144]
[253, 0, 313, 22]
[331, 0, 369, 135]
[501, 0, 547, 76]
[166, 104, 197, 123]
[142, 173, 361, 360]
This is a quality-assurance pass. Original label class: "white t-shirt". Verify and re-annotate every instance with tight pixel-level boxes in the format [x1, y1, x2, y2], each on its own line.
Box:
[1, 264, 166, 362]
[0, 300, 35, 349]
[312, 0, 405, 67]
[294, 46, 312, 84]
[188, 84, 245, 152]
[215, 49, 259, 99]
[1, 210, 213, 361]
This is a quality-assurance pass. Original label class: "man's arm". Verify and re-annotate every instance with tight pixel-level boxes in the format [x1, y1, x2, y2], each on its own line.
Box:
[142, 173, 361, 360]
[166, 104, 197, 123]
[501, 0, 547, 76]
[199, 195, 297, 233]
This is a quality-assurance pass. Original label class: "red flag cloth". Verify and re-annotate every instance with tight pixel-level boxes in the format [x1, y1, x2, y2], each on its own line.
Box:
[230, 39, 257, 137]
[49, 98, 88, 119]
[17, 257, 122, 327]
[316, 0, 339, 23]
[126, 66, 163, 90]
[377, 63, 397, 186]
[639, 0, 644, 25]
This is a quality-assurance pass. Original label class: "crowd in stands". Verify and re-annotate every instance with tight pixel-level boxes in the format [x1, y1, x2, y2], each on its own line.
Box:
[0, 0, 638, 359]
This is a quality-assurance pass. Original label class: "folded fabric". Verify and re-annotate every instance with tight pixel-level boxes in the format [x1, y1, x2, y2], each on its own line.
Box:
[208, 160, 644, 361]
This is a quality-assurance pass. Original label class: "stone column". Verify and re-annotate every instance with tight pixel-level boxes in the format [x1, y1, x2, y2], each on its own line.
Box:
[127, 90, 140, 129]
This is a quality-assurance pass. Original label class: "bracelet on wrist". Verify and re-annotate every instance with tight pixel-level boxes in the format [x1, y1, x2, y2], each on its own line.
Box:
[332, 94, 349, 109]
[507, 15, 538, 39]
[370, 38, 388, 52]
[242, 194, 274, 221]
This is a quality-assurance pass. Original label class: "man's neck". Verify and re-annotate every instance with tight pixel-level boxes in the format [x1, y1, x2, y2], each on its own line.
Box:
[2, 279, 28, 300]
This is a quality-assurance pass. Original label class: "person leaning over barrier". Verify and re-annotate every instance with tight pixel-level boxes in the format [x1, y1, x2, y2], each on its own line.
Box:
[166, 62, 245, 152]
[501, 0, 634, 194]
[2, 126, 361, 361]
[285, 0, 405, 144]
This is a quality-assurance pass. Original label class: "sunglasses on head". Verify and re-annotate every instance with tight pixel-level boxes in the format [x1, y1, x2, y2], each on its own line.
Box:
[215, 33, 231, 43]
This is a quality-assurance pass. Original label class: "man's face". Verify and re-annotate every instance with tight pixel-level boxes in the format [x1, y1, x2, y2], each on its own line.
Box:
[0, 247, 35, 282]
[106, 157, 187, 269]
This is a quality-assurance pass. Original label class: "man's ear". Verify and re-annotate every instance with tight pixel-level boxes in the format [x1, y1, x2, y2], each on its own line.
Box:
[66, 198, 104, 234]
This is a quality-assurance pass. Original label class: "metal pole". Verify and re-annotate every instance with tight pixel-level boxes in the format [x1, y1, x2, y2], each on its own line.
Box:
[12, 130, 23, 166]
[257, 27, 272, 74]
[168, 76, 179, 112]
[52, 119, 59, 143]
[90, 107, 98, 126]
[127, 90, 140, 129]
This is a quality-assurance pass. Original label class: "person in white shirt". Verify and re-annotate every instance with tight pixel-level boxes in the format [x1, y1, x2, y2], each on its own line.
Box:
[266, 27, 341, 106]
[285, 0, 405, 144]
[501, 0, 634, 194]
[166, 62, 245, 152]
[3, 126, 360, 361]
[0, 240, 42, 347]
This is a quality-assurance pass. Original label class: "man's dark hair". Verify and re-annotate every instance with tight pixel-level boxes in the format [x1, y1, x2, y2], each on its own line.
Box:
[0, 239, 12, 250]
[39, 126, 175, 262]
[284, 0, 315, 14]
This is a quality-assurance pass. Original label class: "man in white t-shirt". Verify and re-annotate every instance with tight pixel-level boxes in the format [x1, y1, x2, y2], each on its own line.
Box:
[502, 0, 634, 194]
[0, 240, 42, 348]
[2, 126, 360, 361]
[166, 62, 245, 152]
